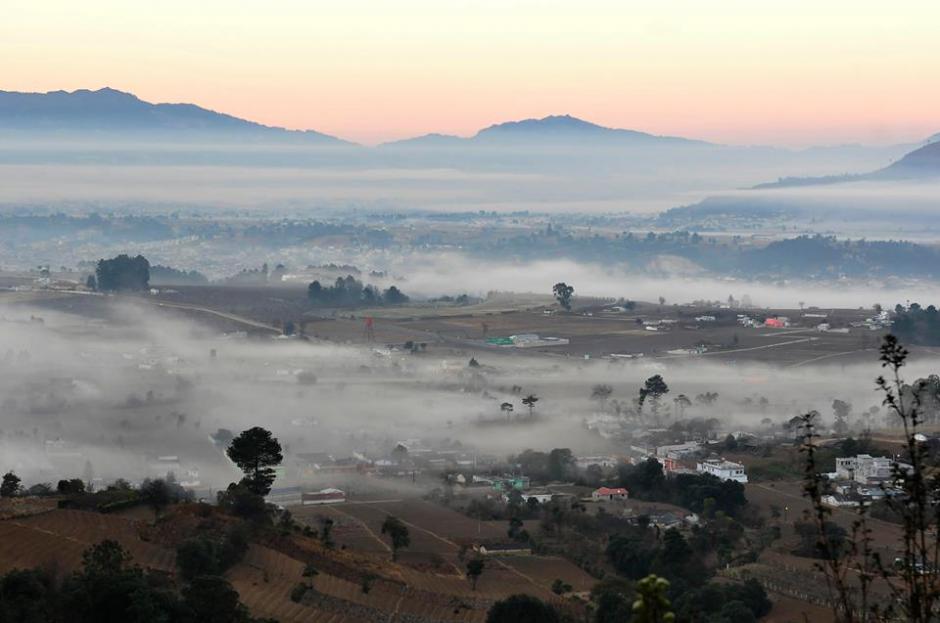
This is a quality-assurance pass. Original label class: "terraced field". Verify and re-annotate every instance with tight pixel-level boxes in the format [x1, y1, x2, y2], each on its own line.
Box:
[0, 508, 175, 574]
[356, 500, 509, 542]
[0, 521, 88, 574]
[229, 562, 354, 623]
[0, 505, 586, 623]
[289, 498, 589, 621]
[298, 505, 392, 555]
[497, 555, 596, 593]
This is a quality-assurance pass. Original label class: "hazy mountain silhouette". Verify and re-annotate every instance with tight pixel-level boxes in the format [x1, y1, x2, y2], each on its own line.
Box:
[0, 87, 351, 144]
[878, 141, 940, 177]
[475, 114, 709, 145]
[382, 114, 710, 148]
[381, 132, 467, 148]
[753, 138, 940, 188]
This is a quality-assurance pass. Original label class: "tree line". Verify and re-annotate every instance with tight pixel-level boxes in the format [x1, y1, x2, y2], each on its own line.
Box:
[307, 275, 408, 307]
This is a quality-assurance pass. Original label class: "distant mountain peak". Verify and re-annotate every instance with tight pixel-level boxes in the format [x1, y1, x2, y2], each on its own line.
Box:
[477, 114, 620, 135]
[379, 114, 709, 148]
[378, 132, 466, 148]
[472, 114, 709, 146]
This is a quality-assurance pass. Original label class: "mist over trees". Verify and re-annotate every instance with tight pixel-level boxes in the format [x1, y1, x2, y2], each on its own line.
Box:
[149, 264, 209, 286]
[639, 374, 670, 417]
[1, 472, 21, 498]
[892, 303, 940, 345]
[307, 275, 409, 307]
[479, 230, 940, 280]
[225, 427, 283, 496]
[95, 254, 150, 291]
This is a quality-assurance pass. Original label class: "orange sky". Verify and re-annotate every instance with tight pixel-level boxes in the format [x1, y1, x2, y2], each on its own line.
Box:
[2, 0, 939, 145]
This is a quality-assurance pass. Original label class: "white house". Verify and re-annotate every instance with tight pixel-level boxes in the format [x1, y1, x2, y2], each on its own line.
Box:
[522, 491, 555, 505]
[576, 455, 619, 469]
[822, 494, 862, 508]
[696, 458, 748, 483]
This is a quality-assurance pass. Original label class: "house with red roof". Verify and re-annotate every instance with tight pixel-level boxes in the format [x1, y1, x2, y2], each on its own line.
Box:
[592, 487, 628, 501]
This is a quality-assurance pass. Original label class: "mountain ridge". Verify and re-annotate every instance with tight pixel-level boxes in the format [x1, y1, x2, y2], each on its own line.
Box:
[380, 114, 712, 148]
[752, 139, 940, 189]
[1, 88, 932, 156]
[0, 87, 352, 145]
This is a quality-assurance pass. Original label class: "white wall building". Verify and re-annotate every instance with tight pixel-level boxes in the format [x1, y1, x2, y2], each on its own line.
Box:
[575, 455, 619, 469]
[696, 458, 748, 483]
[522, 491, 555, 505]
[835, 455, 908, 484]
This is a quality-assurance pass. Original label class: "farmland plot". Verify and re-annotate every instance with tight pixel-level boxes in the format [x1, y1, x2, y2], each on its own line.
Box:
[363, 500, 507, 542]
[0, 521, 87, 574]
[498, 555, 596, 593]
[331, 503, 457, 557]
[5, 509, 175, 572]
[229, 563, 353, 623]
[293, 505, 391, 555]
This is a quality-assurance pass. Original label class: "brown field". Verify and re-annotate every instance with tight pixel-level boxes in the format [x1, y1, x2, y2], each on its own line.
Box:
[229, 562, 354, 623]
[290, 496, 590, 618]
[498, 555, 597, 593]
[746, 481, 906, 554]
[0, 521, 89, 575]
[0, 509, 175, 575]
[229, 526, 576, 623]
[764, 594, 835, 623]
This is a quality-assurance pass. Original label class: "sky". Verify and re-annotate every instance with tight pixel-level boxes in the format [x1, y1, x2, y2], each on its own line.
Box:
[3, 0, 939, 146]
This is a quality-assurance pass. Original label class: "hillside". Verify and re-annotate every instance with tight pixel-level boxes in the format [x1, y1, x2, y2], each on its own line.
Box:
[876, 140, 940, 178]
[0, 87, 350, 145]
[753, 138, 940, 188]
[0, 497, 586, 623]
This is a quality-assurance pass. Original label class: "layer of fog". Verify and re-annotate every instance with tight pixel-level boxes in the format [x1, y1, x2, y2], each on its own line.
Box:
[0, 137, 912, 215]
[392, 254, 935, 310]
[1, 297, 937, 493]
[677, 180, 940, 239]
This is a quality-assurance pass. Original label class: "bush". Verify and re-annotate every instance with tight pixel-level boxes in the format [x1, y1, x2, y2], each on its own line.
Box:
[486, 594, 560, 623]
[177, 538, 221, 580]
[290, 582, 311, 603]
[176, 528, 249, 581]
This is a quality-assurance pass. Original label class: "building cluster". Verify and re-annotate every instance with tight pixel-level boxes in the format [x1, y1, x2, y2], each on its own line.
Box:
[822, 453, 912, 507]
[737, 314, 760, 328]
[856, 310, 892, 331]
[290, 439, 499, 481]
[630, 438, 750, 483]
